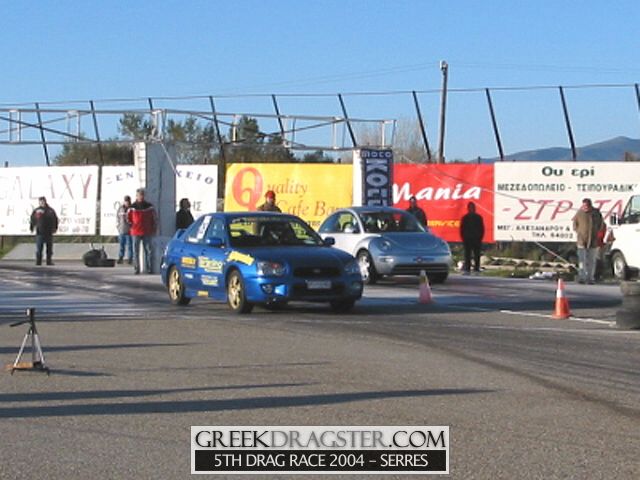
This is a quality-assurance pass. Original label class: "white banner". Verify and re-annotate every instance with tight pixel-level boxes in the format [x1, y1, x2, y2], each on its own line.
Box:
[100, 165, 218, 236]
[0, 166, 99, 235]
[494, 162, 640, 242]
[100, 166, 140, 237]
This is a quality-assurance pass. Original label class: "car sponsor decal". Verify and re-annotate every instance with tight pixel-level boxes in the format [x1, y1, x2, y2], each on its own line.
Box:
[227, 251, 255, 266]
[197, 290, 209, 297]
[198, 256, 224, 273]
[184, 273, 194, 279]
[181, 256, 196, 268]
[201, 275, 219, 287]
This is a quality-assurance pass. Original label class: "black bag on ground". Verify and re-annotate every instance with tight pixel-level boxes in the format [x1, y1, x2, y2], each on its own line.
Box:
[82, 245, 116, 267]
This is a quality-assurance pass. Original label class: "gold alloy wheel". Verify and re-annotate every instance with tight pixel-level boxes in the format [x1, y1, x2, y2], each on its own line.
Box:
[169, 267, 181, 300]
[228, 274, 242, 309]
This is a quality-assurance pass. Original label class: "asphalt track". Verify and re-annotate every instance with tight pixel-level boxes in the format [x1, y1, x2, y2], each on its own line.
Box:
[0, 261, 638, 479]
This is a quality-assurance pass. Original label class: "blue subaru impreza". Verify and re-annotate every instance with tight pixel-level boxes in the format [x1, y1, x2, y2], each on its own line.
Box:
[161, 212, 363, 313]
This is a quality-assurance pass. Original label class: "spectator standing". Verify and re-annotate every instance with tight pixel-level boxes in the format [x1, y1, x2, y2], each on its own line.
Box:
[257, 190, 282, 212]
[572, 198, 604, 284]
[460, 201, 485, 274]
[29, 196, 59, 266]
[176, 198, 195, 230]
[116, 195, 133, 264]
[406, 195, 427, 228]
[127, 188, 157, 274]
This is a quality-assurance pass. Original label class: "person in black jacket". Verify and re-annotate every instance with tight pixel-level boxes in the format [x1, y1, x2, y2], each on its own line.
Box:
[29, 196, 59, 266]
[406, 196, 427, 228]
[460, 201, 485, 274]
[176, 198, 195, 231]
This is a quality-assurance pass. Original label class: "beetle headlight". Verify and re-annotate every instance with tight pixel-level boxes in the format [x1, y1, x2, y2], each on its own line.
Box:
[257, 261, 286, 276]
[378, 239, 392, 252]
[344, 260, 361, 276]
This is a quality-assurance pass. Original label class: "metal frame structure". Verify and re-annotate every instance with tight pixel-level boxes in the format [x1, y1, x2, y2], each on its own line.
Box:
[1, 82, 639, 165]
[0, 97, 396, 167]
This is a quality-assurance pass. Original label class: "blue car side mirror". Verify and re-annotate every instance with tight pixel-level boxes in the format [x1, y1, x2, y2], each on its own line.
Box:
[323, 237, 336, 246]
[205, 237, 224, 248]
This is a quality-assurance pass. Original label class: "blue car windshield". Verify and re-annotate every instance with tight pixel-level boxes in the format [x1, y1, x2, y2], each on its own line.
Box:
[228, 216, 324, 247]
[359, 211, 425, 233]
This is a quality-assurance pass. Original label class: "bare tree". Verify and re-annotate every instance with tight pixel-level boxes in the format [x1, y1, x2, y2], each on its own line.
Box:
[393, 118, 428, 164]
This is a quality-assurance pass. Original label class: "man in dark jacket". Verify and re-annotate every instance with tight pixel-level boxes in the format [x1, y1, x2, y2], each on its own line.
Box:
[257, 190, 282, 212]
[127, 188, 157, 274]
[176, 198, 195, 230]
[572, 198, 604, 284]
[406, 196, 427, 228]
[460, 201, 485, 274]
[30, 196, 59, 266]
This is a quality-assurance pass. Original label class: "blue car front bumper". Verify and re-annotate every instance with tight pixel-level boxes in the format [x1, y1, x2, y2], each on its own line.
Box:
[243, 273, 363, 304]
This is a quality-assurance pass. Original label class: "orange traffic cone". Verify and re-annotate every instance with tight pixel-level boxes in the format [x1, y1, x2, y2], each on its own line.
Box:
[419, 270, 433, 304]
[552, 278, 571, 319]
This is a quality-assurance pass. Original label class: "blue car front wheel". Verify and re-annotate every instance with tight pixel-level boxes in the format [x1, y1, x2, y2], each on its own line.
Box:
[168, 266, 191, 306]
[227, 270, 254, 314]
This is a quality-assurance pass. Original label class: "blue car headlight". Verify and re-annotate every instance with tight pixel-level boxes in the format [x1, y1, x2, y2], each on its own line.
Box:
[257, 261, 286, 276]
[344, 260, 361, 276]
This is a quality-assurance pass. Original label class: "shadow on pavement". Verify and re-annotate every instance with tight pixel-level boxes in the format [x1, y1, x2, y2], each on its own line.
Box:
[0, 383, 315, 403]
[0, 387, 494, 418]
[0, 342, 195, 355]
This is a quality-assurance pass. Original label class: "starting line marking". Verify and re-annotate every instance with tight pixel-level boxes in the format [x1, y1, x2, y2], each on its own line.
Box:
[450, 305, 616, 327]
[498, 309, 616, 326]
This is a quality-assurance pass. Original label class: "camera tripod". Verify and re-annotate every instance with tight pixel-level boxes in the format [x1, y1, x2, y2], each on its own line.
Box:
[9, 308, 50, 375]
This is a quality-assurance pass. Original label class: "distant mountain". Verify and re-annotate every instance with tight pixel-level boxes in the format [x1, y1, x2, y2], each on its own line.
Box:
[484, 136, 640, 162]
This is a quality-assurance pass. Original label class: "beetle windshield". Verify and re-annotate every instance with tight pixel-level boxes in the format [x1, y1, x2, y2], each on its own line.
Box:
[228, 216, 324, 247]
[358, 211, 426, 233]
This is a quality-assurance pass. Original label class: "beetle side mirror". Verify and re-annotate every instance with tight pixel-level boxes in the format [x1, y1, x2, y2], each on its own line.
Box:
[323, 237, 336, 246]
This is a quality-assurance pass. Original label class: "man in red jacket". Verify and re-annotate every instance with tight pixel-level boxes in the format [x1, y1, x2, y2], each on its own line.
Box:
[127, 188, 157, 274]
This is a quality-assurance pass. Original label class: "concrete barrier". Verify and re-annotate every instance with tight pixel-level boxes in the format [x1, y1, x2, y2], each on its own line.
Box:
[2, 243, 120, 261]
[616, 281, 640, 329]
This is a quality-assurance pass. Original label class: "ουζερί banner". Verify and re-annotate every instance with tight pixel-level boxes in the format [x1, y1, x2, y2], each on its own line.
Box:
[224, 164, 353, 229]
[494, 162, 640, 242]
[393, 164, 495, 243]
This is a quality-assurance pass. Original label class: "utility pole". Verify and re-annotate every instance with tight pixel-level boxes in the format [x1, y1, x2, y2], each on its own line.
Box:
[437, 60, 448, 164]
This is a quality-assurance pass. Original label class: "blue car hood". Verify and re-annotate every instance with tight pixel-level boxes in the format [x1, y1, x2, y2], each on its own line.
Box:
[238, 246, 353, 268]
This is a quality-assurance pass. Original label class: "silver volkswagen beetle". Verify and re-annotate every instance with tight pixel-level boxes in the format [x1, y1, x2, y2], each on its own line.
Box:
[319, 207, 453, 284]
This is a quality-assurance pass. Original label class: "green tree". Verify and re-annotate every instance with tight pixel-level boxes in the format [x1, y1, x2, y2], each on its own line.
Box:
[54, 113, 295, 166]
[118, 113, 154, 140]
[300, 150, 332, 163]
[227, 116, 294, 163]
[54, 139, 133, 166]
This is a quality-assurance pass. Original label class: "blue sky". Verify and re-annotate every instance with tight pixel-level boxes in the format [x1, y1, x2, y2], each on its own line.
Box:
[1, 0, 639, 165]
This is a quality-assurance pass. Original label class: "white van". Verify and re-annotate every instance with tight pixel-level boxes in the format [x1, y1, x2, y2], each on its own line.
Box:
[609, 187, 640, 280]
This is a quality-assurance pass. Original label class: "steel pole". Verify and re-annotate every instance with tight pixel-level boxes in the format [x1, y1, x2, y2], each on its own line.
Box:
[559, 86, 577, 161]
[34, 103, 50, 166]
[485, 89, 505, 161]
[437, 61, 448, 164]
[412, 90, 432, 162]
[89, 100, 104, 165]
[337, 94, 357, 148]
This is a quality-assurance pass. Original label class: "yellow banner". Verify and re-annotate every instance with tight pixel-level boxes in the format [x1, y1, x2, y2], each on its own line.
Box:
[224, 163, 353, 229]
